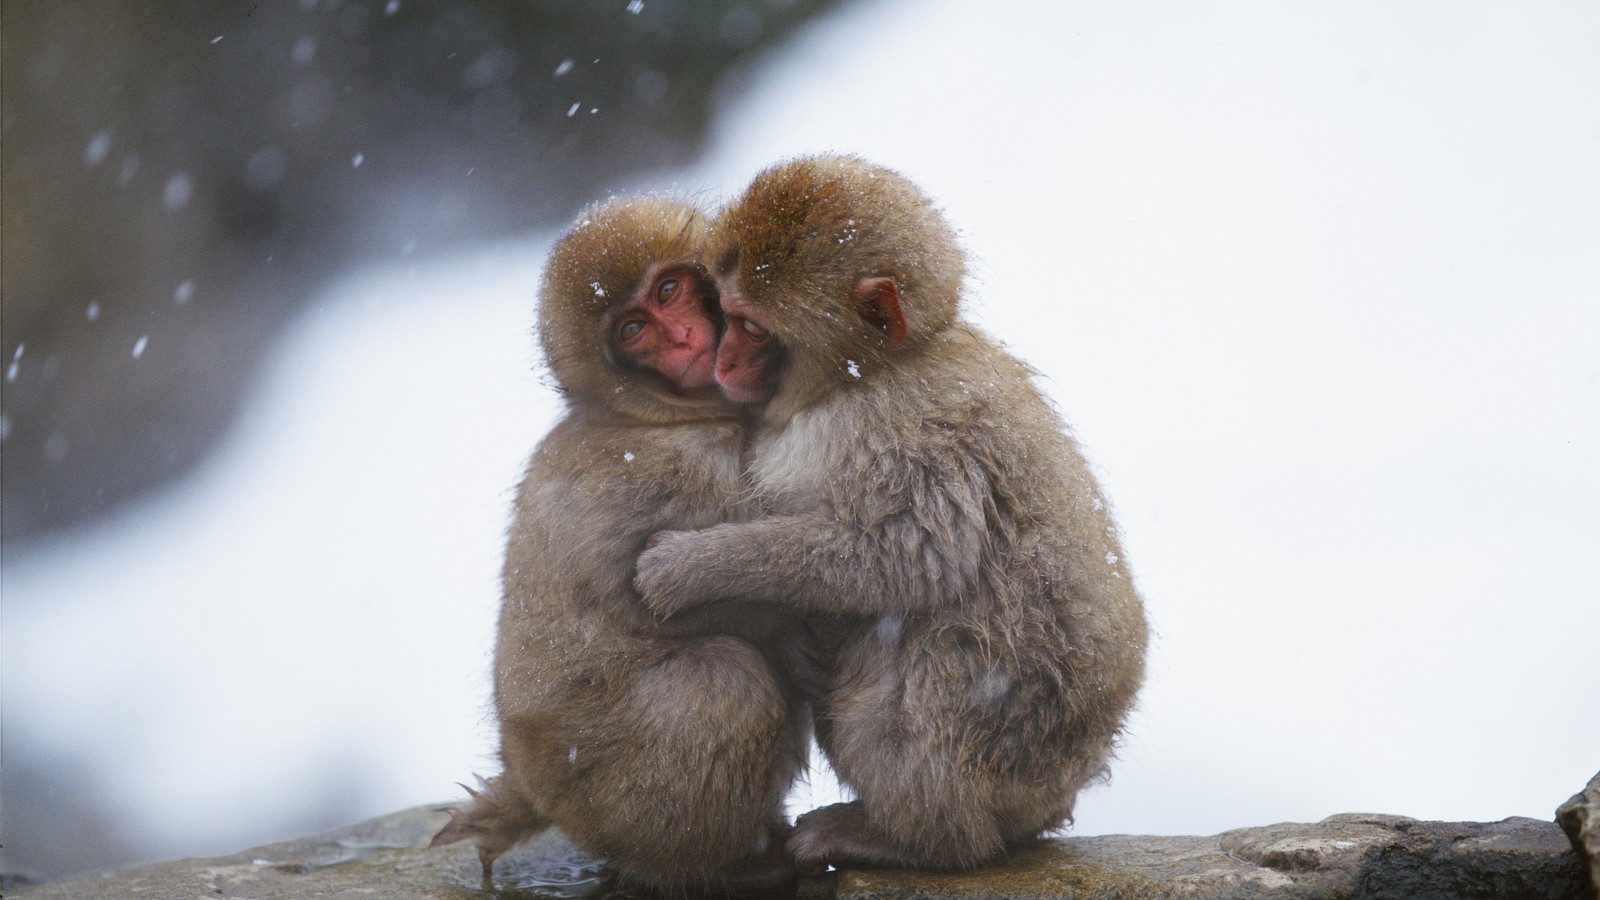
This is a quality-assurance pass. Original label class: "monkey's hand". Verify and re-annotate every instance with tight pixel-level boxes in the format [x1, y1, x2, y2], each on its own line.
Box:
[634, 530, 711, 619]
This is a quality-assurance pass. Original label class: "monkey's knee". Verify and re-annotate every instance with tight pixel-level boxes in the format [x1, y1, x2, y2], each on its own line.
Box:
[637, 635, 794, 737]
[566, 637, 801, 883]
[647, 635, 804, 800]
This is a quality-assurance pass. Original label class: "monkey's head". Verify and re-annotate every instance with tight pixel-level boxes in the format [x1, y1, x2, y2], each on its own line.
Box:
[705, 154, 966, 412]
[538, 196, 731, 424]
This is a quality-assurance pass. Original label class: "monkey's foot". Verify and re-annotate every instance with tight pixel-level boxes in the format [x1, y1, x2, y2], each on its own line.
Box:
[633, 532, 700, 619]
[429, 775, 550, 882]
[787, 800, 918, 875]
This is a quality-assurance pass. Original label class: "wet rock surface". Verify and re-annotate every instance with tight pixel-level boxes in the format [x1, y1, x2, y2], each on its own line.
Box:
[10, 802, 1591, 899]
[837, 814, 1588, 899]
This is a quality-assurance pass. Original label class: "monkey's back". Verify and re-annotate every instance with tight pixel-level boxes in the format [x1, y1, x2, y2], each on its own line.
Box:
[780, 323, 1149, 836]
[493, 410, 749, 717]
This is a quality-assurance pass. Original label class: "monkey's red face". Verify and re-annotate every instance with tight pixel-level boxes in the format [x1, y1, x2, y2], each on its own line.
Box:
[609, 265, 721, 392]
[714, 286, 781, 404]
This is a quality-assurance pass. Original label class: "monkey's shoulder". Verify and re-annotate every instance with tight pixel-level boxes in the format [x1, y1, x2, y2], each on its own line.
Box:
[911, 329, 1054, 408]
[510, 415, 747, 541]
[528, 414, 742, 481]
[845, 345, 1061, 456]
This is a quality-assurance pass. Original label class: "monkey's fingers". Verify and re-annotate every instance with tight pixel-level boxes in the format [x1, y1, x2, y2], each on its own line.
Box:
[633, 546, 686, 619]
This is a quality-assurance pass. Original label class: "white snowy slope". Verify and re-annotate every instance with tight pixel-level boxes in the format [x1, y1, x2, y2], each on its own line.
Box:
[6, 246, 557, 861]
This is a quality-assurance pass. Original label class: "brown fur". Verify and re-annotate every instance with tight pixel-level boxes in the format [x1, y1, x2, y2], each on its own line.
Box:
[636, 156, 1149, 872]
[433, 196, 808, 895]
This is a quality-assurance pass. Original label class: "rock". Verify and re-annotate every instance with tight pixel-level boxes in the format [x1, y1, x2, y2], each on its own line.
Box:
[8, 806, 484, 900]
[1558, 770, 1600, 896]
[837, 814, 1588, 899]
[3, 805, 824, 899]
[11, 805, 1589, 899]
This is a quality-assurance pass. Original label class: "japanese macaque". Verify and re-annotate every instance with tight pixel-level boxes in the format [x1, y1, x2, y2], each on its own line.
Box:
[433, 196, 808, 895]
[635, 155, 1149, 873]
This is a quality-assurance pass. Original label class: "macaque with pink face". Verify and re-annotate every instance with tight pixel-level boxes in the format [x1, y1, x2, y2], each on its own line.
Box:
[435, 196, 808, 896]
[637, 156, 1149, 875]
[607, 259, 719, 393]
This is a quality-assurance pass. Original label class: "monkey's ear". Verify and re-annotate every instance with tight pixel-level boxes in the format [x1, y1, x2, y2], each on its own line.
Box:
[852, 276, 907, 349]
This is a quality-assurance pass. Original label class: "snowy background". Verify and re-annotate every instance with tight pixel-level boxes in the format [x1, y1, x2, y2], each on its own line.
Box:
[6, 0, 1599, 880]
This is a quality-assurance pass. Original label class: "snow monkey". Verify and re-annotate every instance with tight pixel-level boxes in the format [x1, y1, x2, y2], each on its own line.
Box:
[433, 196, 809, 895]
[635, 155, 1149, 873]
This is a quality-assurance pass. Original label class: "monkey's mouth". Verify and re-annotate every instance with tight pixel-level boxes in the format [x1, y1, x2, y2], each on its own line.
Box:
[715, 369, 771, 405]
[676, 349, 717, 391]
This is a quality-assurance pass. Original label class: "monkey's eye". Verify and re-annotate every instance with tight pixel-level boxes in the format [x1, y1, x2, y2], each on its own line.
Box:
[738, 317, 770, 342]
[616, 319, 646, 344]
[656, 278, 679, 305]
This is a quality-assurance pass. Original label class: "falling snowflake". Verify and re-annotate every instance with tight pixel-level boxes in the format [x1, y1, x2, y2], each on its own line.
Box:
[162, 173, 194, 211]
[84, 131, 112, 168]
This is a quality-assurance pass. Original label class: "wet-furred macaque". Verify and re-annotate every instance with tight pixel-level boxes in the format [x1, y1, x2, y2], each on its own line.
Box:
[433, 196, 808, 895]
[636, 155, 1149, 873]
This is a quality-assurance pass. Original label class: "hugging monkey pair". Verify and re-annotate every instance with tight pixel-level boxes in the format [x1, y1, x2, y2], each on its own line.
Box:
[435, 155, 1148, 896]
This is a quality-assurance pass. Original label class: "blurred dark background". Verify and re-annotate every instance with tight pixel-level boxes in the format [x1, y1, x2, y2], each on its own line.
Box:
[1, 0, 841, 552]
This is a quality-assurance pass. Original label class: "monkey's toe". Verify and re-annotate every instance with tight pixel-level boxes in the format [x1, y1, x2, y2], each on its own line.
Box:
[787, 801, 865, 875]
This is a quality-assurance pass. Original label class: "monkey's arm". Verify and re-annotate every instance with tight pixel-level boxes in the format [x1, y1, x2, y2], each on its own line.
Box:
[635, 463, 990, 620]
